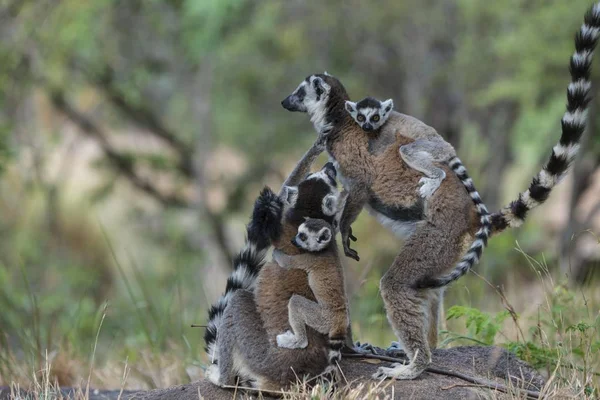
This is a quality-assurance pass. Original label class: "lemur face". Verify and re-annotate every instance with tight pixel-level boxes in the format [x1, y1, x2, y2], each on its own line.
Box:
[292, 218, 333, 252]
[281, 162, 342, 224]
[345, 97, 394, 133]
[282, 73, 333, 133]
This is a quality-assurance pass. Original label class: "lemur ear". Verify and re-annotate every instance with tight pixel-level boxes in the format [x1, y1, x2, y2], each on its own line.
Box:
[322, 194, 338, 216]
[382, 98, 394, 114]
[323, 71, 331, 76]
[281, 186, 299, 208]
[345, 101, 357, 115]
[317, 227, 332, 243]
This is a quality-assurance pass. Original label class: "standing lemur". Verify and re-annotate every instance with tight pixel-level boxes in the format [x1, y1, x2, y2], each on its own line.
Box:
[204, 139, 351, 390]
[280, 3, 599, 380]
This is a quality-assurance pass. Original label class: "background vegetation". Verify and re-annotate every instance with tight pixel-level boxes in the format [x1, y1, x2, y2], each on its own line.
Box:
[0, 0, 598, 397]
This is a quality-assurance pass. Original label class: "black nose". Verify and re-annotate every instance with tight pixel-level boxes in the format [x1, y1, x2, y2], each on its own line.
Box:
[291, 237, 301, 248]
[363, 124, 373, 132]
[281, 95, 294, 110]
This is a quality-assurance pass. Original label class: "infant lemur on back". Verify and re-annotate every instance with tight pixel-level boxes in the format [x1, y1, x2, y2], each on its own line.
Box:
[346, 96, 492, 281]
[273, 209, 349, 366]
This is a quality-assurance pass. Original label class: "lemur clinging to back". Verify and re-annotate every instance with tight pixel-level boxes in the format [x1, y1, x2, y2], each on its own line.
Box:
[280, 3, 599, 380]
[205, 140, 349, 390]
[347, 96, 491, 280]
[273, 212, 350, 366]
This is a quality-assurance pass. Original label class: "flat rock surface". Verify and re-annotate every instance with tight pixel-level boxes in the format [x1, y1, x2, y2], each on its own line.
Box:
[0, 346, 546, 400]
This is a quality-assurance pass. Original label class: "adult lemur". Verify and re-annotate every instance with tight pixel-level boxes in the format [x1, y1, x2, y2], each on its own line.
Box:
[281, 3, 599, 380]
[204, 142, 349, 390]
[347, 96, 491, 279]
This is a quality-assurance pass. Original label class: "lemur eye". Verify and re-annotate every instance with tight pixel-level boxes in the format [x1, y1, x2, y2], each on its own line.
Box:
[298, 233, 307, 241]
[372, 115, 380, 122]
[357, 115, 365, 122]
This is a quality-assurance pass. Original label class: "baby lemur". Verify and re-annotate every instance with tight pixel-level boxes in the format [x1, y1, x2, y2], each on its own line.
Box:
[281, 4, 598, 379]
[205, 146, 349, 390]
[273, 214, 349, 368]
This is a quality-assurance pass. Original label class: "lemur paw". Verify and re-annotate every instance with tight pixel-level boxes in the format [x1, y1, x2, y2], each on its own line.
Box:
[205, 364, 221, 386]
[418, 177, 442, 198]
[353, 341, 379, 355]
[276, 331, 308, 349]
[384, 342, 408, 360]
[342, 229, 360, 261]
[372, 363, 424, 380]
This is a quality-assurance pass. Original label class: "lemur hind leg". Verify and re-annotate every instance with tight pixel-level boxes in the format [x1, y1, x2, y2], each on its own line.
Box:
[277, 294, 329, 349]
[399, 139, 447, 198]
[427, 288, 444, 350]
[374, 223, 463, 380]
[213, 290, 269, 387]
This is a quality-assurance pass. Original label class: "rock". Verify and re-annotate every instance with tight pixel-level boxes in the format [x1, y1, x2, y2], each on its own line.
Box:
[130, 346, 545, 400]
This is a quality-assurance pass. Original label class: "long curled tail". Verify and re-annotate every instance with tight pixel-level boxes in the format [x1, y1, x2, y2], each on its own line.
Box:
[204, 187, 283, 364]
[416, 3, 600, 289]
[490, 3, 600, 234]
[415, 157, 491, 289]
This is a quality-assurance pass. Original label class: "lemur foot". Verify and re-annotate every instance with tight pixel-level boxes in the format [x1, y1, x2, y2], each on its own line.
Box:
[205, 363, 221, 386]
[372, 362, 424, 380]
[276, 330, 308, 349]
[352, 341, 379, 355]
[418, 177, 442, 198]
[384, 341, 408, 359]
[342, 228, 359, 261]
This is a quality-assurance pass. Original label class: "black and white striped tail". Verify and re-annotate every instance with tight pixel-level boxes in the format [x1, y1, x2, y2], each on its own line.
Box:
[491, 3, 600, 234]
[324, 336, 344, 375]
[204, 187, 284, 364]
[415, 157, 491, 289]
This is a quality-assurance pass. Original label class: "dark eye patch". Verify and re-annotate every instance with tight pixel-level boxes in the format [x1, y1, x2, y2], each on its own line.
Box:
[357, 114, 365, 122]
[296, 86, 306, 101]
[372, 115, 380, 122]
[298, 233, 307, 241]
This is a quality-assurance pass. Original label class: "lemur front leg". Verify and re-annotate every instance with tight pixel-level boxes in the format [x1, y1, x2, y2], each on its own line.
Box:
[399, 139, 447, 198]
[277, 294, 329, 349]
[339, 188, 368, 261]
[278, 133, 327, 194]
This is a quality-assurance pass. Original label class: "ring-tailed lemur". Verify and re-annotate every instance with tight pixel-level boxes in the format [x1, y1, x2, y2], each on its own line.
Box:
[203, 186, 283, 364]
[281, 3, 598, 380]
[205, 146, 349, 390]
[273, 211, 349, 370]
[345, 97, 491, 289]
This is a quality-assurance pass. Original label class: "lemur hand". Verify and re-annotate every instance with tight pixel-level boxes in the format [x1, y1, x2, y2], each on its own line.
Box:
[342, 227, 359, 261]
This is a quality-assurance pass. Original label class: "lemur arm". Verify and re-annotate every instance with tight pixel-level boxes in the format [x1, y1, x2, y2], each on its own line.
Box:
[339, 187, 369, 261]
[278, 134, 327, 195]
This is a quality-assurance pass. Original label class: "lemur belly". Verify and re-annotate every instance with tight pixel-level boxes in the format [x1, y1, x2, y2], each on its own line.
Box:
[366, 196, 424, 239]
